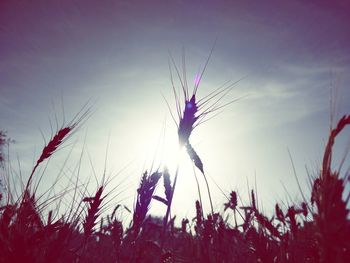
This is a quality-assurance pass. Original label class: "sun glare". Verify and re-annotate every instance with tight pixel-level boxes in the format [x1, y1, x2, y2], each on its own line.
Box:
[162, 145, 191, 173]
[128, 122, 193, 177]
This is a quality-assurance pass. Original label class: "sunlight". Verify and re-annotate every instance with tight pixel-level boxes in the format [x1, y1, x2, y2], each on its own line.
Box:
[162, 145, 191, 173]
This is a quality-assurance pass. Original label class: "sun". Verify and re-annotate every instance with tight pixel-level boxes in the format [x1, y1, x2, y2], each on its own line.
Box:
[161, 137, 192, 174]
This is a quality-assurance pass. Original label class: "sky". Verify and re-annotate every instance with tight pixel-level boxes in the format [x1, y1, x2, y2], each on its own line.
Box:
[1, 0, 350, 221]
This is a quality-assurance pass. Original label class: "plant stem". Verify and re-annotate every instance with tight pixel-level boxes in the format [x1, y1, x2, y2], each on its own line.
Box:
[192, 164, 204, 218]
[161, 146, 182, 249]
[202, 171, 214, 215]
[163, 165, 179, 230]
[233, 208, 238, 228]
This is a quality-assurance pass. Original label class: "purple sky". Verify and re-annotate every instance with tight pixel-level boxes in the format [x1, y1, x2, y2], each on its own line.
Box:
[1, 0, 350, 219]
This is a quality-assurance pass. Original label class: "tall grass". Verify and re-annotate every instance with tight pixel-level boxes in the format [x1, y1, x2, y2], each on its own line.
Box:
[163, 49, 243, 231]
[0, 78, 349, 262]
[1, 112, 349, 262]
[311, 114, 350, 262]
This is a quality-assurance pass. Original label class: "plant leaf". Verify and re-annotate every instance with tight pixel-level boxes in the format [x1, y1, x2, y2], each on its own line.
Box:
[152, 195, 168, 206]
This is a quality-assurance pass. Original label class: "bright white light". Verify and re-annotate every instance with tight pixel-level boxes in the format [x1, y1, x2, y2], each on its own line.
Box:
[162, 145, 182, 170]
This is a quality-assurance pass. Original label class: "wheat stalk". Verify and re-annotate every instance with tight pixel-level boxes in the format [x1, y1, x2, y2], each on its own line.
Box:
[24, 126, 74, 194]
[23, 102, 91, 196]
[20, 104, 91, 211]
[132, 171, 161, 237]
[224, 191, 238, 228]
[312, 114, 350, 262]
[163, 47, 242, 229]
[83, 186, 104, 238]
